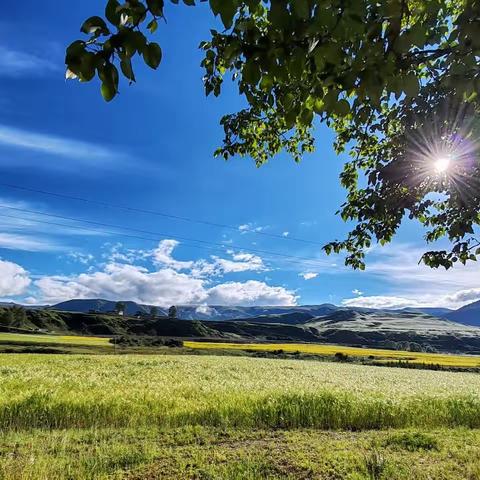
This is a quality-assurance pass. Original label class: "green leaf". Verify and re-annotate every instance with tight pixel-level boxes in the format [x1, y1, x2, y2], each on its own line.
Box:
[403, 74, 419, 97]
[292, 0, 309, 19]
[120, 57, 135, 81]
[81, 16, 109, 35]
[146, 0, 164, 16]
[210, 0, 238, 28]
[101, 82, 116, 102]
[334, 99, 350, 116]
[268, 1, 289, 28]
[147, 19, 158, 33]
[143, 42, 162, 69]
[105, 0, 121, 25]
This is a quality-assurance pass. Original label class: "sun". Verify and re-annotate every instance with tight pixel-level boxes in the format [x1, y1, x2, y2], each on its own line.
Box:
[433, 156, 451, 173]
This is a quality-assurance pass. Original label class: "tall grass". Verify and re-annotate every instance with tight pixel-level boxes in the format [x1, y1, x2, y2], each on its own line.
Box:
[1, 354, 480, 431]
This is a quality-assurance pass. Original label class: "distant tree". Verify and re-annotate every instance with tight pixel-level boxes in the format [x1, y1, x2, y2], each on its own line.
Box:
[11, 306, 27, 326]
[168, 305, 177, 319]
[67, 1, 480, 270]
[150, 306, 158, 319]
[115, 301, 126, 316]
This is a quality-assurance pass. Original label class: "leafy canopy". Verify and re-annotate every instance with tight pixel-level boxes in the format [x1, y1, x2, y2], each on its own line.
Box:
[66, 0, 480, 270]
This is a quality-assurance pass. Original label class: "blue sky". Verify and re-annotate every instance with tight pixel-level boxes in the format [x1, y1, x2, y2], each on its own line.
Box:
[0, 1, 478, 309]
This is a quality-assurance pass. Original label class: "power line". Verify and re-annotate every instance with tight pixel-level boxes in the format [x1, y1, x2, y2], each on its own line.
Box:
[0, 182, 324, 246]
[0, 207, 328, 268]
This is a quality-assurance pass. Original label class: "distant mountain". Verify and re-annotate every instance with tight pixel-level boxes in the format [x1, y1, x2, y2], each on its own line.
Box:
[51, 299, 341, 321]
[5, 303, 480, 354]
[48, 297, 480, 329]
[446, 300, 480, 327]
[397, 307, 453, 318]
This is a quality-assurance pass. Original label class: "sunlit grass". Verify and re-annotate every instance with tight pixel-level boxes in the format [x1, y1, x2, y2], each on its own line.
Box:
[0, 332, 112, 347]
[1, 354, 480, 431]
[185, 341, 480, 367]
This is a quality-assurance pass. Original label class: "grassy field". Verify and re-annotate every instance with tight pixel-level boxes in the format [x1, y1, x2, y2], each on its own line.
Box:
[0, 332, 112, 347]
[2, 353, 480, 478]
[185, 340, 480, 367]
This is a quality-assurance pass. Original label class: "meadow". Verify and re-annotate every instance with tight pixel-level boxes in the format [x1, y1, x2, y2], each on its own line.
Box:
[2, 353, 480, 478]
[0, 332, 112, 347]
[185, 340, 480, 368]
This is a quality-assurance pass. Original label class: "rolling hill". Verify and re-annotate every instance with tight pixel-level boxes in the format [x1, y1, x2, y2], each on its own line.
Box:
[3, 302, 480, 354]
[446, 300, 480, 327]
[51, 299, 341, 321]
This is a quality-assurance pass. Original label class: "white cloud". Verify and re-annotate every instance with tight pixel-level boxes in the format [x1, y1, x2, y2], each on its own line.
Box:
[352, 289, 363, 296]
[152, 240, 265, 276]
[0, 46, 58, 77]
[300, 272, 318, 280]
[152, 240, 193, 270]
[35, 264, 207, 305]
[342, 288, 480, 311]
[0, 232, 63, 252]
[0, 198, 107, 252]
[238, 223, 267, 234]
[364, 243, 480, 291]
[342, 296, 416, 310]
[205, 280, 297, 306]
[195, 304, 214, 316]
[67, 252, 94, 265]
[0, 124, 125, 167]
[31, 239, 294, 306]
[443, 288, 480, 305]
[0, 259, 31, 297]
[212, 252, 265, 274]
[34, 264, 296, 307]
[282, 231, 290, 237]
[339, 243, 480, 309]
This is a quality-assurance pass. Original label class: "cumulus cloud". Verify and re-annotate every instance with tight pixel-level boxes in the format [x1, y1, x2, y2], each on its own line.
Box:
[34, 264, 295, 306]
[342, 295, 415, 310]
[0, 259, 31, 297]
[352, 289, 363, 296]
[300, 272, 318, 280]
[339, 243, 480, 309]
[206, 280, 297, 306]
[212, 252, 265, 274]
[341, 288, 480, 310]
[31, 239, 294, 306]
[35, 264, 207, 305]
[152, 240, 265, 276]
[195, 304, 214, 316]
[152, 240, 194, 270]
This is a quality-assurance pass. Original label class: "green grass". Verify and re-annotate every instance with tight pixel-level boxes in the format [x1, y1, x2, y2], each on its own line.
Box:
[3, 353, 480, 479]
[0, 332, 112, 347]
[185, 340, 480, 367]
[2, 427, 480, 479]
[2, 354, 480, 431]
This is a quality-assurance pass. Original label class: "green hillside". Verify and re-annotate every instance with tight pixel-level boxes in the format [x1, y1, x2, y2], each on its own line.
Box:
[2, 305, 480, 354]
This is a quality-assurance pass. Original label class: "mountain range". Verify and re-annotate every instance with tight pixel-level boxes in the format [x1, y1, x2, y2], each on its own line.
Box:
[50, 298, 480, 327]
[1, 299, 479, 354]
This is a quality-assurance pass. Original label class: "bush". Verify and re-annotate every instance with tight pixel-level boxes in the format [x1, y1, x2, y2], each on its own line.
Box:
[384, 431, 439, 452]
[111, 336, 183, 348]
[334, 352, 349, 362]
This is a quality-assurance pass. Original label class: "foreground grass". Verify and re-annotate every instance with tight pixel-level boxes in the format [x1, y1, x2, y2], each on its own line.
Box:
[3, 354, 480, 479]
[0, 332, 112, 347]
[185, 341, 480, 367]
[1, 426, 480, 479]
[2, 354, 480, 431]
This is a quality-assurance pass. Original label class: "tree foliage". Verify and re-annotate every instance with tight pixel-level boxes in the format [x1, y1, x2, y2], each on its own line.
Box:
[66, 0, 480, 269]
[168, 305, 178, 319]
